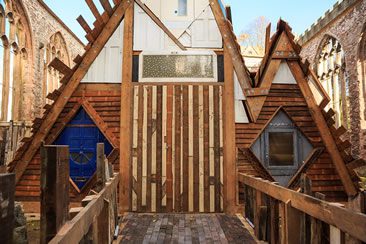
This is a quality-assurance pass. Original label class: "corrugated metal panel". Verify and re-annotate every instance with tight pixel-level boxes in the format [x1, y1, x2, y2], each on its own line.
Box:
[81, 20, 124, 83]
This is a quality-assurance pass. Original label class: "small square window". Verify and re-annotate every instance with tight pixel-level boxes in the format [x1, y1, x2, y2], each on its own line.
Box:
[268, 132, 294, 166]
[178, 0, 187, 16]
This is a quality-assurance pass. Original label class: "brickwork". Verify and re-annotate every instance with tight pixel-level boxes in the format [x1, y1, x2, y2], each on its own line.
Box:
[299, 0, 366, 158]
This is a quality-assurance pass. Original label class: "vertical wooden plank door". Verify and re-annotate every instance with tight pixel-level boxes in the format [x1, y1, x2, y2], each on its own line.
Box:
[131, 84, 224, 213]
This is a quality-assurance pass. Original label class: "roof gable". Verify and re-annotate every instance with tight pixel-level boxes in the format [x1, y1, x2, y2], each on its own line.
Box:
[9, 0, 133, 182]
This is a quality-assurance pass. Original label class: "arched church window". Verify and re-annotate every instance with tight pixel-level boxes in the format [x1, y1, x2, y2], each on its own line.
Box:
[43, 32, 70, 103]
[0, 0, 29, 122]
[316, 36, 350, 128]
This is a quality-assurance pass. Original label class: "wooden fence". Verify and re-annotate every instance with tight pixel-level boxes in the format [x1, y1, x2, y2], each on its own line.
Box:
[40, 144, 119, 244]
[238, 173, 366, 244]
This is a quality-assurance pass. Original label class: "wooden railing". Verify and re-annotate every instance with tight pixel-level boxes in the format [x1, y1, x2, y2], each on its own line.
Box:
[238, 173, 366, 243]
[49, 173, 119, 244]
[40, 144, 119, 244]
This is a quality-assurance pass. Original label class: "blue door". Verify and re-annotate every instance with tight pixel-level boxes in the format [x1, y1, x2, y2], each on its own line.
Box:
[54, 108, 112, 190]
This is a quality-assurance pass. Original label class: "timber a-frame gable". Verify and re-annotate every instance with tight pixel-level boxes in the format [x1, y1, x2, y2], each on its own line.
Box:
[8, 0, 252, 211]
[236, 20, 362, 201]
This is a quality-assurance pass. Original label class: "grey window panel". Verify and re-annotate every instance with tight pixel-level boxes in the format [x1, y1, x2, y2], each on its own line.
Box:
[250, 110, 314, 186]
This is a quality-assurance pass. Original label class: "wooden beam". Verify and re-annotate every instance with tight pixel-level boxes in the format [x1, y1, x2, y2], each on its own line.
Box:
[85, 0, 104, 25]
[48, 57, 72, 76]
[119, 2, 134, 213]
[288, 61, 357, 196]
[99, 0, 113, 16]
[49, 174, 119, 244]
[222, 45, 237, 214]
[134, 0, 186, 51]
[96, 143, 106, 192]
[0, 173, 15, 244]
[209, 0, 254, 121]
[12, 0, 131, 183]
[40, 145, 70, 244]
[77, 15, 95, 43]
[265, 23, 271, 55]
[82, 99, 119, 148]
[238, 174, 366, 242]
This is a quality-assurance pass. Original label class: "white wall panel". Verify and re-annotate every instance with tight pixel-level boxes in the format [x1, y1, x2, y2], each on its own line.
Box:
[81, 20, 124, 83]
[272, 61, 297, 84]
[190, 6, 222, 48]
[134, 3, 180, 51]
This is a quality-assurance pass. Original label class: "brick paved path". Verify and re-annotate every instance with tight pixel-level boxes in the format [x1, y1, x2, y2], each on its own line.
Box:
[118, 213, 257, 243]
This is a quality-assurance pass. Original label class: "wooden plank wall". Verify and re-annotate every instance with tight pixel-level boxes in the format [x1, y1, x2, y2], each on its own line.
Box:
[131, 84, 224, 213]
[15, 84, 121, 201]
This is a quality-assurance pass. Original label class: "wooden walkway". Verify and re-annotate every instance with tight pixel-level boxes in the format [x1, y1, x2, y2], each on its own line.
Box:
[116, 213, 257, 243]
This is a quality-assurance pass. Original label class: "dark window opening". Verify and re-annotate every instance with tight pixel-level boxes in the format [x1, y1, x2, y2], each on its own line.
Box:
[268, 132, 294, 166]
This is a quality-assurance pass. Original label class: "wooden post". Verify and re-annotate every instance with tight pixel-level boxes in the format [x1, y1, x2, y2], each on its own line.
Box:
[96, 199, 110, 244]
[96, 143, 106, 191]
[330, 225, 344, 244]
[119, 1, 134, 213]
[222, 44, 237, 214]
[345, 192, 365, 243]
[0, 173, 15, 244]
[269, 198, 279, 244]
[284, 200, 302, 244]
[300, 174, 312, 244]
[40, 145, 70, 244]
[311, 193, 325, 244]
[254, 190, 267, 240]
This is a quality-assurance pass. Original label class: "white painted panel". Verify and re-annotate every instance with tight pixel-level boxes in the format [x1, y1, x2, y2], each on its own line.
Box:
[82, 19, 124, 83]
[234, 72, 246, 100]
[134, 3, 180, 51]
[235, 100, 249, 123]
[272, 61, 297, 84]
[190, 6, 222, 48]
[308, 76, 324, 105]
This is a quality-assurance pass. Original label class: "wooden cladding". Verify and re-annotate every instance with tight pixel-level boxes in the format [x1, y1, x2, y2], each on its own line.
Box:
[131, 84, 224, 212]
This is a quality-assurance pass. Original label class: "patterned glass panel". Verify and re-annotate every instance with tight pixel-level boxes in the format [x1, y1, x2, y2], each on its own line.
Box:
[142, 55, 215, 79]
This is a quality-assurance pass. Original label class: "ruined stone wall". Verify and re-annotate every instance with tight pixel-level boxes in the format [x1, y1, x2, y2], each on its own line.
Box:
[299, 0, 366, 158]
[19, 0, 84, 121]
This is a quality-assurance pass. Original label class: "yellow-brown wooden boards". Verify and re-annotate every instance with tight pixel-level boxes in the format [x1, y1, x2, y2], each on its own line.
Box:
[131, 84, 223, 212]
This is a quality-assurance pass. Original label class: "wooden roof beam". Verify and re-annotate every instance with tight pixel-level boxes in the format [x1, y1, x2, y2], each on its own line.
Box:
[209, 0, 254, 121]
[77, 15, 95, 43]
[85, 0, 105, 25]
[100, 0, 113, 17]
[48, 57, 72, 76]
[288, 61, 358, 196]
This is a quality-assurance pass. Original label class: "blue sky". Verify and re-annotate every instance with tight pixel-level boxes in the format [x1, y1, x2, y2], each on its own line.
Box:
[44, 0, 337, 44]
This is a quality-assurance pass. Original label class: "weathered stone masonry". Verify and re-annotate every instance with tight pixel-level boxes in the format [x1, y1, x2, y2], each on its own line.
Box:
[0, 0, 84, 165]
[299, 0, 366, 159]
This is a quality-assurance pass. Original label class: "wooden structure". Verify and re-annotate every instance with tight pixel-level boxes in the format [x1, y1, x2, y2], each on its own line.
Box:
[6, 0, 365, 216]
[40, 145, 70, 244]
[239, 173, 366, 243]
[7, 0, 246, 213]
[235, 20, 364, 202]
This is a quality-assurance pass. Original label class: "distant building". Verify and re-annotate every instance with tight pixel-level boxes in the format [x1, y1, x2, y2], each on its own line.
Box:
[299, 0, 366, 159]
[241, 46, 263, 73]
[0, 0, 84, 165]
